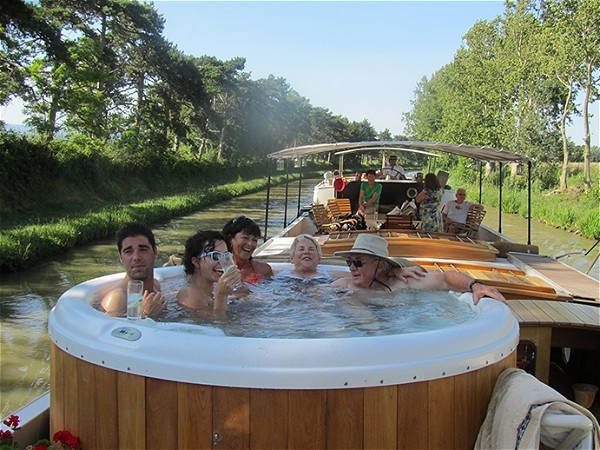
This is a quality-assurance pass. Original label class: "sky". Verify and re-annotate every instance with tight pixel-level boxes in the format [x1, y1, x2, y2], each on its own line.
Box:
[1, 0, 598, 146]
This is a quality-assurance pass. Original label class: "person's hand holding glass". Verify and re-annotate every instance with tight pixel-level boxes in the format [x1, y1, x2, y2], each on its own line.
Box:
[216, 251, 243, 298]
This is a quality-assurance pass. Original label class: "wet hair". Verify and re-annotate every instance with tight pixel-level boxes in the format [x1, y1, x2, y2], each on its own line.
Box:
[365, 169, 377, 176]
[182, 230, 228, 275]
[290, 234, 322, 258]
[221, 216, 261, 246]
[424, 173, 441, 191]
[116, 222, 156, 253]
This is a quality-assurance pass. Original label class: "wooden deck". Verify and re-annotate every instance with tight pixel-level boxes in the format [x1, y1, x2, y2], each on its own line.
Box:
[509, 253, 600, 302]
[507, 299, 600, 383]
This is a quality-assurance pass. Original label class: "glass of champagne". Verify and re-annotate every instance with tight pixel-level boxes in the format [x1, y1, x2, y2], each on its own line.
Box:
[127, 280, 144, 321]
[218, 252, 241, 290]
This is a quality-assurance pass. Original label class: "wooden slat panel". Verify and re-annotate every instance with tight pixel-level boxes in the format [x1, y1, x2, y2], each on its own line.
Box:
[250, 389, 288, 450]
[117, 372, 145, 449]
[288, 390, 326, 449]
[519, 301, 555, 325]
[177, 383, 212, 450]
[561, 302, 600, 328]
[50, 344, 65, 435]
[454, 371, 479, 449]
[326, 388, 363, 449]
[364, 385, 397, 449]
[213, 387, 250, 449]
[146, 378, 178, 449]
[428, 376, 455, 449]
[397, 381, 428, 449]
[63, 351, 79, 437]
[545, 301, 588, 327]
[76, 359, 96, 449]
[526, 300, 565, 324]
[569, 303, 600, 325]
[94, 364, 118, 450]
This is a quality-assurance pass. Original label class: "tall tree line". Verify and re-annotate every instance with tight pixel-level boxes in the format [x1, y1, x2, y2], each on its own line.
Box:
[1, 0, 379, 166]
[404, 0, 599, 190]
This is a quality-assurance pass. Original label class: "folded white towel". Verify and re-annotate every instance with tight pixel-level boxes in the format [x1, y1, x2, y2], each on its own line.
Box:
[475, 368, 599, 449]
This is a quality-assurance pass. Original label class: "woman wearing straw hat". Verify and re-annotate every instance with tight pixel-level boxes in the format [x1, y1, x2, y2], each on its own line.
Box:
[331, 234, 505, 304]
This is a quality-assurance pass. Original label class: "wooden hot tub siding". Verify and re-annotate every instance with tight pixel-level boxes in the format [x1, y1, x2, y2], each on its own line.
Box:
[50, 343, 515, 449]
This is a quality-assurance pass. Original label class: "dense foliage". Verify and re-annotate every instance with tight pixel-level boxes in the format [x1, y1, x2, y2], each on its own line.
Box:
[404, 0, 599, 189]
[1, 0, 382, 163]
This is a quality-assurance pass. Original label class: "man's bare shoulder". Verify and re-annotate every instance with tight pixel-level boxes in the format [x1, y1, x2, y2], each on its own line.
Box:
[100, 285, 127, 316]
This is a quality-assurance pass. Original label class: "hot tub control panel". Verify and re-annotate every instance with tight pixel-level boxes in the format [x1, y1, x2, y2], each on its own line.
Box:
[111, 327, 142, 341]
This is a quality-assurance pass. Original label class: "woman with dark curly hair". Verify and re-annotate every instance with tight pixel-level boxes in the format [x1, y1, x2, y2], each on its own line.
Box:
[177, 230, 241, 318]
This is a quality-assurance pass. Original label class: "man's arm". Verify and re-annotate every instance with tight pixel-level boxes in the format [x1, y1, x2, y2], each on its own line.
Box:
[406, 271, 506, 304]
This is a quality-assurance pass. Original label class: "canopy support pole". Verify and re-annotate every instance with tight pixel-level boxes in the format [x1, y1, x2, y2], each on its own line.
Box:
[264, 159, 272, 242]
[478, 162, 483, 204]
[283, 160, 289, 227]
[527, 160, 532, 245]
[498, 162, 503, 234]
[296, 163, 303, 220]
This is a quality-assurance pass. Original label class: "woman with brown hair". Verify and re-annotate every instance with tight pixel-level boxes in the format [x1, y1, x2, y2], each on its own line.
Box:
[415, 173, 443, 232]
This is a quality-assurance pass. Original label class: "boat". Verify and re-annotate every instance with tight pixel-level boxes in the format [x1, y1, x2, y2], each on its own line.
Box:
[3, 141, 599, 449]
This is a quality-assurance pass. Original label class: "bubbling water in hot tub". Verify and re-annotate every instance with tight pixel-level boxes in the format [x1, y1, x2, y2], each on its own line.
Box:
[158, 264, 478, 339]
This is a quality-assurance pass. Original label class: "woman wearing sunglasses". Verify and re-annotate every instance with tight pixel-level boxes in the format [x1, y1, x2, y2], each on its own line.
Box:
[177, 230, 241, 317]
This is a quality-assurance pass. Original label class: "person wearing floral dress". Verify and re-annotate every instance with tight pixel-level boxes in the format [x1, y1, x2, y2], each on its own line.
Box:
[416, 173, 443, 232]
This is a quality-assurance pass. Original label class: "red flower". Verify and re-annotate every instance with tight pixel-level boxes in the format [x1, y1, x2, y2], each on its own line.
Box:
[53, 430, 80, 449]
[0, 429, 14, 440]
[33, 445, 50, 450]
[2, 414, 19, 428]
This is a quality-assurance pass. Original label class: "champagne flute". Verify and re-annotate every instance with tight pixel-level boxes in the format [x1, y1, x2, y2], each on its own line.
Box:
[218, 252, 242, 290]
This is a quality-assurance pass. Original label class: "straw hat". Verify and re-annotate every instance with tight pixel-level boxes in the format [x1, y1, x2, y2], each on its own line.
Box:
[334, 234, 408, 268]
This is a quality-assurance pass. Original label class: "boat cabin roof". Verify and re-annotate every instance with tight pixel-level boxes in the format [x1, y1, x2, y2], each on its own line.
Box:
[267, 140, 532, 163]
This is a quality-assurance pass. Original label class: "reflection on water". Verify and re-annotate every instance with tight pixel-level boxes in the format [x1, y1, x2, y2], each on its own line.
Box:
[482, 205, 600, 280]
[1, 180, 599, 416]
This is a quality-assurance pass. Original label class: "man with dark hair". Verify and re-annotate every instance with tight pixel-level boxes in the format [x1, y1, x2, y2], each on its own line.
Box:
[100, 222, 167, 317]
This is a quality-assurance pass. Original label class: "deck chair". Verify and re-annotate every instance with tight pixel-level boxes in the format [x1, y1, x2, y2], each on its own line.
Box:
[464, 204, 486, 238]
[327, 198, 352, 220]
[385, 214, 413, 230]
[310, 204, 333, 232]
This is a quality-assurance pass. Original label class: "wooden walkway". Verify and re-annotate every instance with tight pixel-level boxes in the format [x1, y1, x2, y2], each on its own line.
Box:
[507, 299, 600, 383]
[509, 253, 600, 302]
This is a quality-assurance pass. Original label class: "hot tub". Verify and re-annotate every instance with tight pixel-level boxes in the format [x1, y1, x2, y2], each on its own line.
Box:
[48, 264, 517, 449]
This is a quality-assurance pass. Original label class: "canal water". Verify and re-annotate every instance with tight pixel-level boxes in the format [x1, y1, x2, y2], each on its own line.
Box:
[1, 180, 598, 417]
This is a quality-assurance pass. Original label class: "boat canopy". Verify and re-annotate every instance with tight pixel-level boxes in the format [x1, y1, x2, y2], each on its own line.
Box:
[267, 140, 532, 163]
[264, 140, 533, 245]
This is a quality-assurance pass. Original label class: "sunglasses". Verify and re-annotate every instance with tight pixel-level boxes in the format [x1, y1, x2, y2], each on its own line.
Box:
[197, 251, 231, 262]
[346, 259, 369, 268]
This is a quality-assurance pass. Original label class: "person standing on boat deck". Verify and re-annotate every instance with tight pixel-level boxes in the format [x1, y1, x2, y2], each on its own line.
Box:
[442, 188, 478, 233]
[100, 222, 167, 318]
[415, 172, 443, 232]
[381, 154, 405, 180]
[222, 216, 273, 284]
[177, 230, 241, 318]
[358, 169, 382, 219]
[330, 234, 506, 304]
